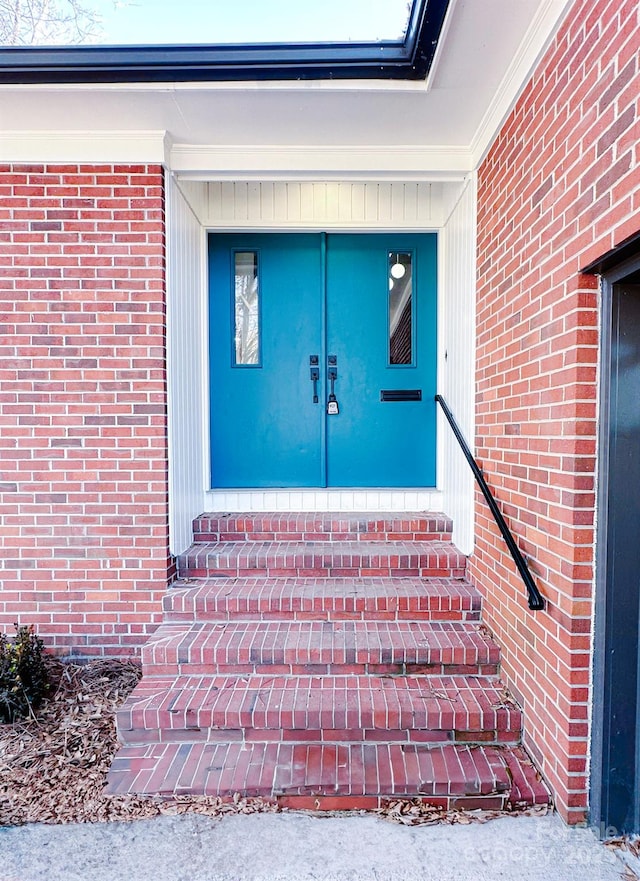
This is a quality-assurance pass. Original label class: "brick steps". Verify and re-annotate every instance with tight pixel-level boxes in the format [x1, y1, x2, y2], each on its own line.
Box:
[142, 620, 499, 677]
[193, 512, 453, 544]
[107, 512, 550, 811]
[178, 540, 467, 579]
[165, 576, 481, 623]
[115, 674, 521, 746]
[106, 741, 548, 811]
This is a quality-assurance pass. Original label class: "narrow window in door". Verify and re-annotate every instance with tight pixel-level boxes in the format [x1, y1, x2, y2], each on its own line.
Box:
[234, 251, 260, 366]
[388, 251, 414, 365]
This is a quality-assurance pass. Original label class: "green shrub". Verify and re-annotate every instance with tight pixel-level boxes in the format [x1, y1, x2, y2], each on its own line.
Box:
[0, 624, 50, 723]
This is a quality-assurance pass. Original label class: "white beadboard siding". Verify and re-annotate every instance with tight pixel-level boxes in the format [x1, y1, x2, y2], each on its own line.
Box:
[166, 176, 208, 555]
[175, 178, 209, 224]
[205, 489, 444, 513]
[437, 175, 476, 555]
[201, 182, 444, 229]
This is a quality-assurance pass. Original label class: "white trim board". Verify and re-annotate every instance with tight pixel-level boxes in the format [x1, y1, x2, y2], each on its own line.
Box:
[171, 145, 472, 179]
[0, 130, 169, 164]
[204, 489, 445, 513]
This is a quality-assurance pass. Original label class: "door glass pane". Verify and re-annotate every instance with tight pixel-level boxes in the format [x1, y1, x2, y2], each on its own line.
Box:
[388, 252, 413, 365]
[234, 251, 260, 365]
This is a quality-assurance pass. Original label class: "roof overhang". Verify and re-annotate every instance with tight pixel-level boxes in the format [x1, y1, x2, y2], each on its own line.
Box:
[0, 0, 573, 175]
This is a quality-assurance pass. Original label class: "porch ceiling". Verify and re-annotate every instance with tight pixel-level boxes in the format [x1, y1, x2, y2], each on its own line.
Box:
[0, 0, 571, 174]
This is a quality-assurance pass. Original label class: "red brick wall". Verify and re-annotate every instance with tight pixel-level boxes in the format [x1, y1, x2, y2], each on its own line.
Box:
[473, 0, 639, 823]
[0, 164, 169, 657]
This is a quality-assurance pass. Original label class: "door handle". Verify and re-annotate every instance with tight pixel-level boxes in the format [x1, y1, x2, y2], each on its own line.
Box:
[309, 355, 319, 403]
[327, 354, 339, 415]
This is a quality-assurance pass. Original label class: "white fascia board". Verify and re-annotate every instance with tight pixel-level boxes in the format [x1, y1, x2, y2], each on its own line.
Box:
[470, 0, 574, 168]
[0, 79, 429, 95]
[421, 0, 459, 95]
[170, 145, 472, 181]
[0, 130, 169, 164]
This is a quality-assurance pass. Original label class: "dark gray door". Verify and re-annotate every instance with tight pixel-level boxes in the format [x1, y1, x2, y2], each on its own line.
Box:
[598, 279, 640, 834]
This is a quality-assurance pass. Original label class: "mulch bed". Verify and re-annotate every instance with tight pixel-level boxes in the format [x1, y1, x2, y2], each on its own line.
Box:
[0, 657, 548, 827]
[0, 658, 277, 825]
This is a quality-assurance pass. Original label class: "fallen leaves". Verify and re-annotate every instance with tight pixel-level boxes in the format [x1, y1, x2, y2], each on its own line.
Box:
[605, 838, 640, 859]
[604, 837, 640, 879]
[0, 657, 276, 825]
[491, 686, 520, 710]
[377, 798, 549, 827]
[1, 657, 153, 825]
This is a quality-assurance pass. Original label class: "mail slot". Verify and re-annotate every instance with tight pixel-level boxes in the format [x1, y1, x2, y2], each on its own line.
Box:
[380, 389, 422, 402]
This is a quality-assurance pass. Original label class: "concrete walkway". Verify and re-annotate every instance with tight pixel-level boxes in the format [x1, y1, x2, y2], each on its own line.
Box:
[0, 811, 632, 881]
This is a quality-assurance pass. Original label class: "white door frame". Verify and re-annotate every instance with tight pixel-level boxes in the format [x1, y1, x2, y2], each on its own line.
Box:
[167, 176, 476, 554]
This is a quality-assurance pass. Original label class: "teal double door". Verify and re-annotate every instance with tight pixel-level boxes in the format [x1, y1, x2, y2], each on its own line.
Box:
[208, 233, 437, 488]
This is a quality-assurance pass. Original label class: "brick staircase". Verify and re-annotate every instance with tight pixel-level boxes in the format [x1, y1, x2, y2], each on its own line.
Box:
[106, 513, 550, 811]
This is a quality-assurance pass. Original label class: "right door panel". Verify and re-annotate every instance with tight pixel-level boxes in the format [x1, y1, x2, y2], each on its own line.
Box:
[325, 233, 437, 487]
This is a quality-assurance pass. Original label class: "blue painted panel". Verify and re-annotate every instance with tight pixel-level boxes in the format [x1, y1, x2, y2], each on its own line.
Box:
[325, 234, 437, 486]
[209, 234, 324, 488]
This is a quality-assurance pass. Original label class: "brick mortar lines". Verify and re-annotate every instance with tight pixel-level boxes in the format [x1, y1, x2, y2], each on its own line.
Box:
[0, 163, 170, 655]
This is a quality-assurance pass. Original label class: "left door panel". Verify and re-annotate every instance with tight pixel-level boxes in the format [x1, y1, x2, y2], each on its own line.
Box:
[209, 233, 323, 488]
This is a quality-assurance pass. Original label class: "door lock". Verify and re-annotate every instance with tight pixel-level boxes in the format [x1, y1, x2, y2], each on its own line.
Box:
[327, 354, 339, 415]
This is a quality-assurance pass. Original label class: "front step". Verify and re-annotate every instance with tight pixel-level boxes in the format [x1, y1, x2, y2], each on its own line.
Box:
[178, 540, 466, 579]
[115, 674, 521, 746]
[106, 741, 547, 812]
[107, 512, 550, 810]
[193, 512, 454, 543]
[142, 621, 499, 677]
[164, 576, 481, 623]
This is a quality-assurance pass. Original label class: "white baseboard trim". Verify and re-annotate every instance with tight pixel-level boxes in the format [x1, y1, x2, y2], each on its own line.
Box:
[204, 488, 444, 513]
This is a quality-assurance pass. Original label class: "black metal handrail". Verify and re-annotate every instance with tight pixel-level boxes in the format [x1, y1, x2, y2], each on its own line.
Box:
[435, 394, 545, 611]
